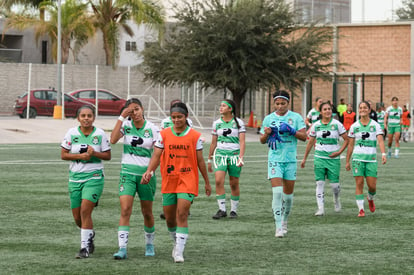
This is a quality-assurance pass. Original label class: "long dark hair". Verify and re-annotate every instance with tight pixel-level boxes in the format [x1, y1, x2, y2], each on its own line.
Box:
[223, 99, 241, 129]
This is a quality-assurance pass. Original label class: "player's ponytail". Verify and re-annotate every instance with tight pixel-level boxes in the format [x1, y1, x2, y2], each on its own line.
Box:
[223, 99, 240, 129]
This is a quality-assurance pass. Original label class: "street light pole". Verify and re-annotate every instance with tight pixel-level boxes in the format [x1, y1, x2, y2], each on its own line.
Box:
[54, 0, 63, 119]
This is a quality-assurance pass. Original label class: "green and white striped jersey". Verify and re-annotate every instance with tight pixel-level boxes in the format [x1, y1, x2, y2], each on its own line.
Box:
[307, 108, 320, 124]
[120, 120, 160, 175]
[211, 117, 246, 154]
[61, 126, 111, 176]
[377, 110, 385, 129]
[309, 118, 346, 159]
[348, 119, 383, 162]
[385, 106, 402, 127]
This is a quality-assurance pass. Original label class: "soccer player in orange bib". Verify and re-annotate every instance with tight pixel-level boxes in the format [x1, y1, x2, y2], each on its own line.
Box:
[141, 102, 211, 263]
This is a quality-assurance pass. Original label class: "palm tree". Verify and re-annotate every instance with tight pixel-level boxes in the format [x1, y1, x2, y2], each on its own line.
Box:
[4, 0, 94, 63]
[1, 0, 50, 20]
[89, 0, 164, 68]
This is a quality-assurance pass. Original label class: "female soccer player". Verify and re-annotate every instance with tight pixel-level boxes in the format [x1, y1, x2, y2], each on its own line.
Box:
[61, 105, 111, 259]
[141, 102, 211, 263]
[306, 97, 323, 129]
[208, 99, 246, 219]
[346, 101, 387, 217]
[110, 98, 160, 260]
[301, 102, 349, 216]
[401, 105, 411, 142]
[260, 90, 307, 238]
[384, 97, 403, 158]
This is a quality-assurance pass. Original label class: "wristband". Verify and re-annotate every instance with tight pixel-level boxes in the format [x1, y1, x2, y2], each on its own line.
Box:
[382, 153, 386, 156]
[118, 115, 126, 122]
[207, 159, 212, 163]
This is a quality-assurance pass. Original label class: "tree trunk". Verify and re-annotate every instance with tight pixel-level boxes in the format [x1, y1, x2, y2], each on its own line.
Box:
[229, 89, 247, 118]
[102, 32, 112, 66]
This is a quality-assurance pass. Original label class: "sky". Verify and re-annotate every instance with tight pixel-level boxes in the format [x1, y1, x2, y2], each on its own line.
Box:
[351, 0, 405, 22]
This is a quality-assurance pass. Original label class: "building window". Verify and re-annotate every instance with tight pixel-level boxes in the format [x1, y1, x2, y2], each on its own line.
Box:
[125, 41, 137, 51]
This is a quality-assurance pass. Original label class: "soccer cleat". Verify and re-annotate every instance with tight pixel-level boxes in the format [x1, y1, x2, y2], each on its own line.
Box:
[212, 210, 227, 219]
[367, 197, 376, 213]
[229, 211, 238, 218]
[160, 212, 166, 220]
[358, 209, 365, 217]
[174, 253, 184, 263]
[281, 221, 288, 235]
[315, 208, 325, 216]
[172, 245, 176, 258]
[76, 248, 89, 259]
[334, 197, 342, 212]
[275, 228, 284, 238]
[113, 248, 127, 260]
[394, 154, 399, 159]
[145, 244, 155, 256]
[87, 231, 95, 254]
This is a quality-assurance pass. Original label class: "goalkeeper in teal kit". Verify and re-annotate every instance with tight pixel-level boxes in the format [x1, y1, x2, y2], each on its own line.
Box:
[260, 90, 307, 238]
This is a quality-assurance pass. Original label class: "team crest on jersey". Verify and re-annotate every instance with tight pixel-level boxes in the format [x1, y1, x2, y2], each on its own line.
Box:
[331, 125, 336, 130]
[232, 122, 236, 128]
[143, 130, 151, 138]
[369, 126, 375, 132]
[92, 136, 99, 145]
[288, 118, 293, 125]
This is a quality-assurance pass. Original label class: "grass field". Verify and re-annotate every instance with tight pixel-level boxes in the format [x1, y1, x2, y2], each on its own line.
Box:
[0, 141, 413, 274]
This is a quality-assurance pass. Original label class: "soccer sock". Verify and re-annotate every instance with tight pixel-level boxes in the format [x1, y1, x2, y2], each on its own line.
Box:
[330, 182, 341, 201]
[272, 186, 283, 229]
[395, 147, 400, 156]
[81, 228, 94, 250]
[356, 194, 364, 211]
[118, 226, 130, 249]
[168, 227, 177, 242]
[388, 147, 392, 154]
[176, 227, 189, 256]
[367, 191, 376, 201]
[144, 226, 155, 245]
[230, 195, 240, 213]
[315, 181, 325, 210]
[282, 192, 293, 222]
[216, 194, 226, 212]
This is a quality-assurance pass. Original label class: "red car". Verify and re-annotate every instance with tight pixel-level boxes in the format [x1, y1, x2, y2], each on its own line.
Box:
[69, 89, 127, 115]
[14, 89, 94, 118]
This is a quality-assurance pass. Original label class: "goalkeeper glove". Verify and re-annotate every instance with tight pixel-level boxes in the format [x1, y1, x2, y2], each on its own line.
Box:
[279, 122, 296, 136]
[267, 126, 283, 150]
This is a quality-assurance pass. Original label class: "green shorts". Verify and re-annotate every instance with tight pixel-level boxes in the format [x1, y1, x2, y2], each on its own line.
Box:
[214, 153, 242, 177]
[162, 193, 195, 206]
[268, 161, 297, 180]
[402, 125, 409, 130]
[352, 160, 377, 177]
[314, 157, 340, 182]
[388, 125, 401, 135]
[119, 172, 156, 201]
[68, 172, 104, 209]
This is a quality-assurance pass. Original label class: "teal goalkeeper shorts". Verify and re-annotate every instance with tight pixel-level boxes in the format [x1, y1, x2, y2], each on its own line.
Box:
[268, 161, 297, 180]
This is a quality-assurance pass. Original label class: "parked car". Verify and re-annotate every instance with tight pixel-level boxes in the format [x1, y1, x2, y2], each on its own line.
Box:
[69, 89, 127, 116]
[13, 89, 95, 118]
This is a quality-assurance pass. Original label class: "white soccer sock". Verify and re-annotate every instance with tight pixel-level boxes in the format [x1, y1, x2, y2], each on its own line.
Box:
[144, 231, 155, 245]
[230, 199, 239, 213]
[356, 199, 364, 211]
[330, 183, 340, 200]
[316, 181, 325, 210]
[81, 229, 94, 249]
[395, 148, 399, 156]
[118, 230, 129, 249]
[272, 186, 283, 229]
[217, 198, 226, 212]
[175, 233, 188, 256]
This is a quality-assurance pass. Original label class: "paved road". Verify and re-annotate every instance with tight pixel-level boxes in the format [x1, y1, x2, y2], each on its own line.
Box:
[0, 116, 261, 144]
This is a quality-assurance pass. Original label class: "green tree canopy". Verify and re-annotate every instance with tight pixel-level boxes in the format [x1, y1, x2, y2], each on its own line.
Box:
[89, 0, 164, 68]
[396, 0, 414, 20]
[5, 0, 94, 63]
[142, 0, 335, 116]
